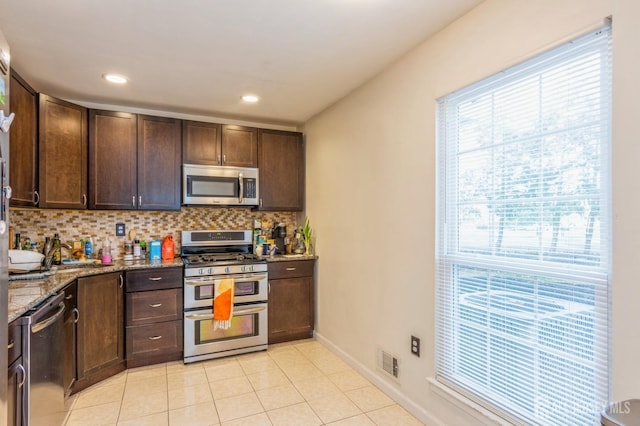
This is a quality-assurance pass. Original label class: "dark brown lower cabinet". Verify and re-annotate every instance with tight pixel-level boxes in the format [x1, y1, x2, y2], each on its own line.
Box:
[75, 272, 125, 393]
[7, 357, 24, 426]
[125, 268, 183, 368]
[7, 319, 24, 426]
[268, 260, 316, 344]
[62, 282, 78, 397]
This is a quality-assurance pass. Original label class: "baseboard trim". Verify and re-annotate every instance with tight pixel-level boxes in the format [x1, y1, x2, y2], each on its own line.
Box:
[314, 332, 443, 426]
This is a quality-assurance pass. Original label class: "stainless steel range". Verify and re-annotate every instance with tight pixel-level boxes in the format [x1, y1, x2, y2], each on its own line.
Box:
[181, 230, 268, 363]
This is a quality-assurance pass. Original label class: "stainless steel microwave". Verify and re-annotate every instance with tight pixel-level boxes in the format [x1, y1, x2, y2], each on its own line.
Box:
[183, 164, 259, 206]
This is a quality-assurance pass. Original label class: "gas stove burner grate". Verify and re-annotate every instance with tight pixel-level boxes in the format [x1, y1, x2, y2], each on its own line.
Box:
[182, 252, 263, 267]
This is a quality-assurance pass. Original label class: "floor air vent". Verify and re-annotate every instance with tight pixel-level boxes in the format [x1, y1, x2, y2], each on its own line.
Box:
[378, 349, 399, 378]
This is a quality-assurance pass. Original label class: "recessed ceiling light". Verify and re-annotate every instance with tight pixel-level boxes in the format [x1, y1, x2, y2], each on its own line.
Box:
[103, 73, 128, 84]
[241, 94, 259, 103]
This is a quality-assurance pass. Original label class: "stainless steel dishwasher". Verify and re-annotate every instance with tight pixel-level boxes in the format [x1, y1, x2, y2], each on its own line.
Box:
[21, 292, 66, 426]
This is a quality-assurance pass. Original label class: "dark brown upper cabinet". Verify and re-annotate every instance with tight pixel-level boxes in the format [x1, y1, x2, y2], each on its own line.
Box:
[221, 125, 258, 167]
[183, 122, 257, 167]
[89, 111, 181, 210]
[38, 94, 88, 209]
[136, 115, 182, 210]
[182, 120, 221, 165]
[257, 129, 304, 211]
[9, 71, 38, 207]
[89, 110, 137, 210]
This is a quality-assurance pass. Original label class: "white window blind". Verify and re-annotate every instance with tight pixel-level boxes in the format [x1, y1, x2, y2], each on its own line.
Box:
[436, 25, 611, 426]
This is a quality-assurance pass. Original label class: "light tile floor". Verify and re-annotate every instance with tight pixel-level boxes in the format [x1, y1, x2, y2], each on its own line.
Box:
[63, 340, 425, 426]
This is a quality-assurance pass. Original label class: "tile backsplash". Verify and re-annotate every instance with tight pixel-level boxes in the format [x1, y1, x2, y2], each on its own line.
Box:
[10, 207, 297, 260]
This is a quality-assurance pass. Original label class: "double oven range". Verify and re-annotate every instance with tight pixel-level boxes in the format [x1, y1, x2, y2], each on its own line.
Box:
[181, 230, 268, 363]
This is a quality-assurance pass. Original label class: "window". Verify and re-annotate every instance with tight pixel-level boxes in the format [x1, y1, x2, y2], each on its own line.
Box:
[436, 25, 611, 426]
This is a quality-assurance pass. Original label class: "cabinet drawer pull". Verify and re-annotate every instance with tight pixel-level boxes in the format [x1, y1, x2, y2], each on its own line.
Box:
[65, 294, 73, 300]
[17, 364, 26, 388]
[148, 277, 162, 281]
[285, 267, 296, 271]
[148, 335, 163, 341]
[149, 303, 162, 308]
[7, 340, 14, 350]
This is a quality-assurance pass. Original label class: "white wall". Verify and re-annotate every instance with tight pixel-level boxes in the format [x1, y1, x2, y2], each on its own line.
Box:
[302, 0, 634, 424]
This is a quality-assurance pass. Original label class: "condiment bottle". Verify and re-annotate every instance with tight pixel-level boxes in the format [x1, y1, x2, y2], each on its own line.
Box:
[84, 237, 93, 259]
[133, 239, 141, 258]
[101, 239, 112, 264]
[53, 233, 62, 265]
[161, 235, 174, 260]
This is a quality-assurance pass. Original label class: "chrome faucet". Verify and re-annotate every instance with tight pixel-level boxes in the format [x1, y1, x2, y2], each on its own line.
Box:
[43, 242, 73, 270]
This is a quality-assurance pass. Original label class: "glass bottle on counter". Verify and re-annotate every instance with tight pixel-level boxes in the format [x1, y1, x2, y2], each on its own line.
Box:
[53, 233, 62, 265]
[14, 233, 21, 250]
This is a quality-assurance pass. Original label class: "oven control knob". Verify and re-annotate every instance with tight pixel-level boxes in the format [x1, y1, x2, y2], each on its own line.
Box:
[198, 268, 204, 275]
[249, 265, 254, 272]
[225, 266, 231, 273]
[208, 268, 214, 274]
[241, 266, 246, 272]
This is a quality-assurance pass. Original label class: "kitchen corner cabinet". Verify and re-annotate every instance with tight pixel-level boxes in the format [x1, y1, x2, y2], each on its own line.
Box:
[89, 111, 181, 210]
[125, 268, 183, 368]
[38, 94, 88, 209]
[9, 71, 38, 208]
[268, 260, 315, 344]
[75, 272, 125, 392]
[257, 129, 304, 211]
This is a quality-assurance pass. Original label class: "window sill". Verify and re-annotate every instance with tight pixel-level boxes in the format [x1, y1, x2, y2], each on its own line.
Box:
[426, 377, 521, 426]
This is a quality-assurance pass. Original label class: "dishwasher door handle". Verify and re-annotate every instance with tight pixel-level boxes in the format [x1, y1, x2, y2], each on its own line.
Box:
[31, 302, 66, 334]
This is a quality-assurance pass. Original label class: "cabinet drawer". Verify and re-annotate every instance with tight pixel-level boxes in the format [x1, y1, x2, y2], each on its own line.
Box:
[126, 320, 182, 359]
[268, 260, 315, 279]
[8, 320, 21, 365]
[126, 288, 182, 326]
[126, 267, 182, 292]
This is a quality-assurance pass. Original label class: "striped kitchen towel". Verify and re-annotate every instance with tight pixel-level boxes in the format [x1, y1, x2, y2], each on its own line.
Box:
[213, 278, 235, 330]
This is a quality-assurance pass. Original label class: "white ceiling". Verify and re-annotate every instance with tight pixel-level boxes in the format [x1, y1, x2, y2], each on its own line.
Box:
[0, 0, 481, 126]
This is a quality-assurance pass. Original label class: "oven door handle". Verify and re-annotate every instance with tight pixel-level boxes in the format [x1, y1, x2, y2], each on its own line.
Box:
[185, 274, 267, 287]
[185, 305, 266, 320]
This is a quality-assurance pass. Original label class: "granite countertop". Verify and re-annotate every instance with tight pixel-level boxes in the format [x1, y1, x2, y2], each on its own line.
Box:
[7, 255, 316, 322]
[8, 258, 184, 323]
[263, 254, 318, 262]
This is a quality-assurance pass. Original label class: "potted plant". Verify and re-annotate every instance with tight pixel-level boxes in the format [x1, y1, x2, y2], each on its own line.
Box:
[301, 217, 313, 255]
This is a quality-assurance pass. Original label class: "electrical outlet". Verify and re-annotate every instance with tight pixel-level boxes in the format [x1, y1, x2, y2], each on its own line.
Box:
[411, 335, 420, 357]
[115, 223, 126, 237]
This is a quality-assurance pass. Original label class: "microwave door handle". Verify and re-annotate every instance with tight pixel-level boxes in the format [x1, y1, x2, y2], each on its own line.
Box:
[238, 172, 244, 203]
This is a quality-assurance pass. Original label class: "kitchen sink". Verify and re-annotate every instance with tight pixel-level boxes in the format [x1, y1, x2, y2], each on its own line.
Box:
[8, 270, 56, 281]
[54, 263, 113, 273]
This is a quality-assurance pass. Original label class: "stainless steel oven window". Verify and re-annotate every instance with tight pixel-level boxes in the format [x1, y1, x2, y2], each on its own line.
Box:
[195, 309, 259, 343]
[183, 303, 268, 359]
